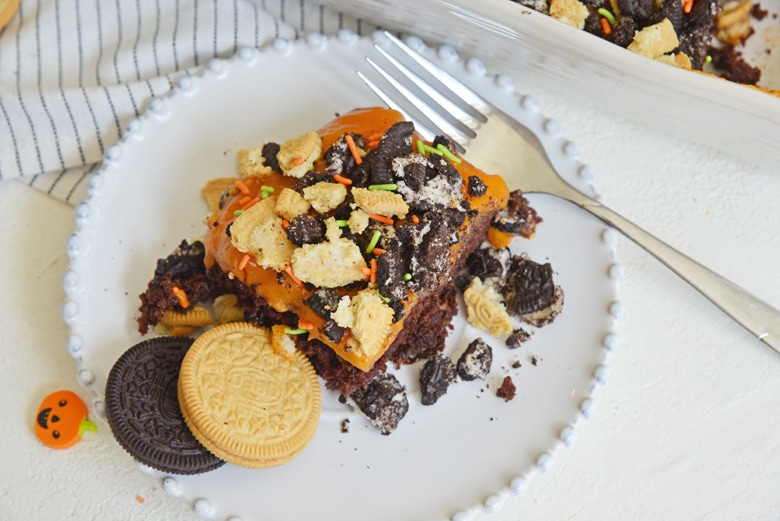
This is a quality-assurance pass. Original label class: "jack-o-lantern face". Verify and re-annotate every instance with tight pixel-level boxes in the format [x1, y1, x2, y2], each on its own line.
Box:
[35, 390, 96, 449]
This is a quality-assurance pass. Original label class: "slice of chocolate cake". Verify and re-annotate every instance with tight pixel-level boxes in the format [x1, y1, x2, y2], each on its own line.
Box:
[137, 107, 544, 432]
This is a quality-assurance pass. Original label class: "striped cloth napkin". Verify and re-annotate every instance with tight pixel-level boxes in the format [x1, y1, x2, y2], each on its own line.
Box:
[0, 0, 379, 205]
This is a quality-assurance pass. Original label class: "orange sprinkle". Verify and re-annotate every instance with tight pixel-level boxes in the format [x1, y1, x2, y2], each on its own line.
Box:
[292, 156, 304, 166]
[234, 179, 250, 195]
[298, 320, 315, 330]
[135, 495, 145, 504]
[600, 17, 612, 35]
[372, 248, 387, 256]
[238, 195, 251, 206]
[281, 219, 290, 229]
[369, 258, 378, 284]
[172, 286, 190, 309]
[238, 253, 251, 271]
[333, 174, 353, 185]
[368, 132, 383, 141]
[344, 134, 363, 165]
[367, 140, 381, 150]
[285, 265, 304, 287]
[410, 214, 420, 225]
[368, 213, 394, 226]
[361, 267, 372, 276]
[683, 0, 693, 13]
[241, 196, 261, 210]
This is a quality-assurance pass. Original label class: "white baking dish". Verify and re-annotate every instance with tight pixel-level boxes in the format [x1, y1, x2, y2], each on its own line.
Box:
[316, 0, 780, 171]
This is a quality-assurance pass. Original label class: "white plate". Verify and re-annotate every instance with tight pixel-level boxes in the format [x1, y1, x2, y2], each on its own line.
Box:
[315, 0, 780, 173]
[62, 32, 619, 521]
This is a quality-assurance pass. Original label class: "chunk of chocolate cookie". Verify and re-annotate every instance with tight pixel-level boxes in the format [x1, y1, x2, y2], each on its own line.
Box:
[105, 336, 225, 475]
[348, 374, 408, 435]
[457, 338, 493, 381]
[419, 355, 456, 406]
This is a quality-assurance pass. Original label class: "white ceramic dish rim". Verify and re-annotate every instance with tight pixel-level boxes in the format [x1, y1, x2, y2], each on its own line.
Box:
[61, 31, 621, 521]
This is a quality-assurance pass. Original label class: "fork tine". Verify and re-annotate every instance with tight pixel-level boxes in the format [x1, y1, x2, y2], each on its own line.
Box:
[380, 32, 492, 120]
[362, 57, 473, 151]
[372, 46, 481, 134]
[356, 70, 445, 147]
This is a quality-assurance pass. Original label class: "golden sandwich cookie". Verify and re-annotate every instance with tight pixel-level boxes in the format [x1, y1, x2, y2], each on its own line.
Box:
[178, 322, 321, 468]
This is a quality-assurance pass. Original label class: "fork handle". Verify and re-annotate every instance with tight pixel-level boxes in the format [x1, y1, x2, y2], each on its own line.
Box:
[562, 184, 780, 356]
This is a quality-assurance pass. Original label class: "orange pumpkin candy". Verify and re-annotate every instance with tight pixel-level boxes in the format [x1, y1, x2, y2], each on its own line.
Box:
[35, 390, 96, 449]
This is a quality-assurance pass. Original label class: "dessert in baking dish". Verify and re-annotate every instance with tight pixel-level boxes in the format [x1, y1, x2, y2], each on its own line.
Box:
[514, 0, 768, 85]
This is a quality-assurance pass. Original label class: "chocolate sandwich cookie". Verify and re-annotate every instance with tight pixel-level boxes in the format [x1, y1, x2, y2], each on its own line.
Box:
[105, 336, 225, 475]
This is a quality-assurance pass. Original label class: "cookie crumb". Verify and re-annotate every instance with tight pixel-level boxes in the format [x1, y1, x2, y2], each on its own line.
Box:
[496, 376, 517, 401]
[506, 328, 531, 349]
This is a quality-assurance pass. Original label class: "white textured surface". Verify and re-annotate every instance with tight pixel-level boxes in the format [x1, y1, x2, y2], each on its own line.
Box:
[3, 53, 780, 520]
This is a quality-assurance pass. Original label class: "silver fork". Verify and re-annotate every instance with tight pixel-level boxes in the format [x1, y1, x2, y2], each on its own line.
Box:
[359, 32, 780, 356]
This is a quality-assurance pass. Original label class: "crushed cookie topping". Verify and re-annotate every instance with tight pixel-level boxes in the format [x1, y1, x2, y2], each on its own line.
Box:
[277, 131, 322, 178]
[210, 111, 537, 370]
[238, 147, 274, 178]
[463, 277, 514, 338]
[229, 197, 295, 270]
[274, 187, 311, 221]
[351, 187, 409, 219]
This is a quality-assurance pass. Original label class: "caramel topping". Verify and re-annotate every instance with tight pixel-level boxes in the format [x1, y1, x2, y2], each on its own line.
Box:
[204, 107, 509, 372]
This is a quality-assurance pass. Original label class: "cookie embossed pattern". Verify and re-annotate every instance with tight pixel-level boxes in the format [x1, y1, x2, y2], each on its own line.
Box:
[62, 31, 620, 521]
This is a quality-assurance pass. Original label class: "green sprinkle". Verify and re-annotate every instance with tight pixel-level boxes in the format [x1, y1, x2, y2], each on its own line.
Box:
[416, 139, 443, 157]
[260, 185, 275, 193]
[597, 7, 615, 25]
[368, 183, 398, 191]
[436, 144, 461, 164]
[260, 190, 270, 199]
[402, 273, 413, 282]
[425, 144, 444, 156]
[284, 327, 308, 335]
[704, 55, 712, 66]
[336, 219, 349, 227]
[365, 230, 382, 254]
[233, 209, 244, 216]
[376, 289, 391, 303]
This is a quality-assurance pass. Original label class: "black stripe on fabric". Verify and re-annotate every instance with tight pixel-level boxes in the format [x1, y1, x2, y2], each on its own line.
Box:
[0, 97, 23, 180]
[55, 0, 63, 86]
[15, 2, 46, 173]
[95, 0, 105, 85]
[76, 0, 85, 86]
[60, 91, 87, 163]
[65, 162, 100, 203]
[55, 0, 86, 167]
[299, 0, 305, 32]
[102, 86, 122, 139]
[172, 0, 181, 70]
[125, 84, 140, 118]
[153, 0, 162, 76]
[113, 1, 124, 84]
[35, 0, 65, 173]
[132, 0, 143, 81]
[233, 0, 238, 54]
[213, 0, 218, 59]
[47, 167, 69, 195]
[81, 87, 105, 154]
[193, 0, 199, 66]
[251, 0, 259, 47]
[319, 4, 325, 34]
